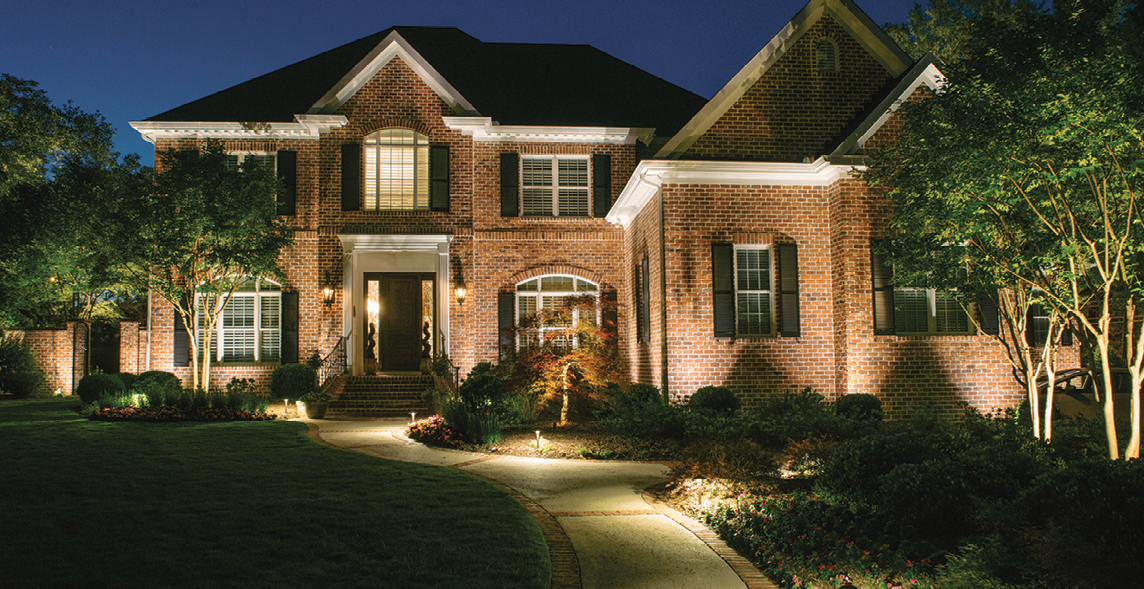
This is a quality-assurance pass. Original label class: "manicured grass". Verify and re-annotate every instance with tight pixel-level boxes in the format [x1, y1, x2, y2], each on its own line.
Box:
[0, 398, 549, 589]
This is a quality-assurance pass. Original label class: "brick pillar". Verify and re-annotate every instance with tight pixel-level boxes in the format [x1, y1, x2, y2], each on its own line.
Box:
[120, 322, 141, 374]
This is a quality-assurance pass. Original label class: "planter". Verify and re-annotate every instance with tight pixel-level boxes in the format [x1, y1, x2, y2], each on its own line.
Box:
[304, 402, 328, 419]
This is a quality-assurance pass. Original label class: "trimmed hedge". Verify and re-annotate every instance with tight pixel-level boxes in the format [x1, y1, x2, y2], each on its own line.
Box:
[77, 373, 126, 404]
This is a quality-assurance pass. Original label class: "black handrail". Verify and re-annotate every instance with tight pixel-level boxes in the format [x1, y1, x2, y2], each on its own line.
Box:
[319, 336, 347, 388]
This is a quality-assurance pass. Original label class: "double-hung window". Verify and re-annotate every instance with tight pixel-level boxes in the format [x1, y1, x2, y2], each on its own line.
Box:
[225, 153, 275, 173]
[735, 248, 773, 336]
[516, 276, 599, 348]
[364, 129, 430, 211]
[871, 244, 972, 336]
[197, 277, 282, 363]
[713, 243, 800, 338]
[522, 156, 589, 217]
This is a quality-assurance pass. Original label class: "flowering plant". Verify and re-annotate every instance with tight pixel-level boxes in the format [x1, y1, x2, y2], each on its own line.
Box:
[407, 416, 460, 446]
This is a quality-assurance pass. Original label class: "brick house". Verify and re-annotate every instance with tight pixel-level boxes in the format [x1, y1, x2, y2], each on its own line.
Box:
[126, 0, 1070, 417]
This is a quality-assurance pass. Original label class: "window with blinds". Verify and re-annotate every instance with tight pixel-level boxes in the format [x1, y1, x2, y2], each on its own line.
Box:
[225, 153, 276, 172]
[736, 247, 773, 336]
[364, 129, 430, 211]
[516, 276, 599, 348]
[893, 287, 971, 335]
[522, 156, 589, 217]
[196, 277, 282, 363]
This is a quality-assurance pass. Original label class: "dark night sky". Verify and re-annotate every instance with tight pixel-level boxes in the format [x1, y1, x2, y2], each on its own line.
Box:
[3, 0, 921, 162]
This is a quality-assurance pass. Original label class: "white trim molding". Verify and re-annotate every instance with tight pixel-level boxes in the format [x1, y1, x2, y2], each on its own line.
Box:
[129, 115, 347, 144]
[443, 117, 653, 145]
[606, 157, 865, 227]
[338, 233, 453, 255]
[310, 31, 479, 117]
[831, 54, 945, 156]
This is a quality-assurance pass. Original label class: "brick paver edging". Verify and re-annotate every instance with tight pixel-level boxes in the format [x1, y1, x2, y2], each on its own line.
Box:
[642, 491, 780, 589]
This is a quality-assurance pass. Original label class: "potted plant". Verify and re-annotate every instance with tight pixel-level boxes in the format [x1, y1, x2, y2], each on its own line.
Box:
[298, 390, 333, 419]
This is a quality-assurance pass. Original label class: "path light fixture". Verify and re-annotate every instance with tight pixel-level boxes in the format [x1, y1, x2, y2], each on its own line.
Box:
[410, 412, 416, 425]
[322, 271, 335, 308]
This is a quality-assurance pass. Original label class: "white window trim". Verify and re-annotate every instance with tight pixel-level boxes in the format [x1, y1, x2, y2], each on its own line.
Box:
[734, 245, 775, 337]
[363, 129, 430, 211]
[515, 275, 600, 349]
[196, 277, 282, 364]
[521, 155, 591, 218]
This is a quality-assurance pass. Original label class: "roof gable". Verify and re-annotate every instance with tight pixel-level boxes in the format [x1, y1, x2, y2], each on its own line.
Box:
[143, 27, 705, 135]
[829, 53, 945, 156]
[656, 0, 912, 159]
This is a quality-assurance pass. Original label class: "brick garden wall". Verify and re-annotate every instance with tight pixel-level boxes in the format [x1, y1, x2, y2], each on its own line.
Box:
[13, 323, 83, 394]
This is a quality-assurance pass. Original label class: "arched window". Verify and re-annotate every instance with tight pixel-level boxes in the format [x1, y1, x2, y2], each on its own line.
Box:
[197, 277, 282, 363]
[515, 275, 599, 348]
[816, 38, 839, 74]
[364, 128, 430, 211]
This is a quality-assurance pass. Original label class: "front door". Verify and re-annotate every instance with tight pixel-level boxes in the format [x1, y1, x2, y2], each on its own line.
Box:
[364, 273, 434, 372]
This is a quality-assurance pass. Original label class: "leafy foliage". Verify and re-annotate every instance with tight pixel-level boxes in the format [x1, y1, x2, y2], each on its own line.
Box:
[687, 385, 741, 415]
[834, 393, 884, 422]
[75, 372, 125, 405]
[442, 362, 505, 444]
[269, 363, 316, 399]
[0, 332, 48, 397]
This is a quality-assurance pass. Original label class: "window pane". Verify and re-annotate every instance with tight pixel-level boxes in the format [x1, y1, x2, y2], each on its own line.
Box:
[260, 296, 280, 329]
[523, 188, 553, 216]
[245, 154, 275, 172]
[522, 159, 552, 187]
[558, 159, 588, 187]
[737, 249, 770, 291]
[935, 292, 969, 333]
[517, 279, 538, 292]
[223, 297, 255, 328]
[737, 292, 771, 335]
[541, 276, 575, 292]
[261, 329, 280, 362]
[558, 188, 589, 217]
[223, 329, 255, 362]
[364, 129, 428, 211]
[894, 288, 929, 333]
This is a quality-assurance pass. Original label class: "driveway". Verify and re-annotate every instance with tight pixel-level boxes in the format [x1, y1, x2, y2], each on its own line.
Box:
[308, 418, 775, 589]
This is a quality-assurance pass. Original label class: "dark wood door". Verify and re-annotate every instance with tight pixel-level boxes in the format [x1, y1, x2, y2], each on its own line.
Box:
[379, 274, 422, 371]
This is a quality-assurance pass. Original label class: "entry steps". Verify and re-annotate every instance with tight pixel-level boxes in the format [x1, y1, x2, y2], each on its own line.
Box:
[325, 373, 433, 419]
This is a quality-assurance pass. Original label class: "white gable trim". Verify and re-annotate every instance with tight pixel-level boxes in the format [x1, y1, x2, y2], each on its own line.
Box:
[310, 31, 479, 117]
[129, 114, 348, 144]
[831, 54, 945, 155]
[443, 117, 653, 145]
[655, 0, 913, 159]
[606, 158, 863, 227]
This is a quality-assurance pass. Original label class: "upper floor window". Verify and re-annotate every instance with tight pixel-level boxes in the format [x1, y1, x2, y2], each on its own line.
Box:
[522, 156, 589, 217]
[499, 152, 612, 218]
[713, 242, 800, 338]
[516, 275, 599, 348]
[364, 129, 430, 211]
[816, 38, 839, 73]
[197, 277, 282, 363]
[225, 153, 275, 172]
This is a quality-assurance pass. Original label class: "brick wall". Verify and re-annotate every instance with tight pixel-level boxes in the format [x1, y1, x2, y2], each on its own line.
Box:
[13, 323, 82, 394]
[684, 14, 897, 163]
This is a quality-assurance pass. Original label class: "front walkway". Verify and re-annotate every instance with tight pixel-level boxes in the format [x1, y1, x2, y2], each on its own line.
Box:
[306, 418, 777, 589]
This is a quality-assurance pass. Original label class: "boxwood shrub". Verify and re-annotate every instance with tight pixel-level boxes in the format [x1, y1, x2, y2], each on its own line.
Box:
[77, 373, 126, 404]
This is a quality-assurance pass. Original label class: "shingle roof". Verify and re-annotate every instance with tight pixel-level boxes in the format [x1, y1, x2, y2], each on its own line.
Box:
[147, 27, 706, 135]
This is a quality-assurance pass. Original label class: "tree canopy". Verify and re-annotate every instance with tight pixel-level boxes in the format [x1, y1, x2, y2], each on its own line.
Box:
[870, 0, 1144, 458]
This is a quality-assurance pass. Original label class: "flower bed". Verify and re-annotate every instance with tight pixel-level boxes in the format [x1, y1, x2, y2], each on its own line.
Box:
[89, 406, 275, 422]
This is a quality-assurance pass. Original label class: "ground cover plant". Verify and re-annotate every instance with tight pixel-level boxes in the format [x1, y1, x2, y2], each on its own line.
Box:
[0, 398, 550, 589]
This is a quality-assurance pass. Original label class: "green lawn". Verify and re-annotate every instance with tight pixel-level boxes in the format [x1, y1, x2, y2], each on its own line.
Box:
[0, 398, 549, 589]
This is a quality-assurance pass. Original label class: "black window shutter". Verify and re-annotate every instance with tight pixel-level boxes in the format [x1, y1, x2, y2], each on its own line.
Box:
[1026, 303, 1043, 347]
[498, 292, 515, 359]
[712, 243, 735, 337]
[592, 153, 611, 217]
[276, 150, 297, 216]
[637, 257, 651, 343]
[341, 143, 361, 212]
[603, 288, 618, 336]
[281, 292, 299, 364]
[430, 145, 450, 212]
[871, 242, 896, 335]
[500, 152, 519, 217]
[777, 244, 801, 337]
[977, 293, 1000, 336]
[173, 301, 190, 368]
[1061, 319, 1073, 346]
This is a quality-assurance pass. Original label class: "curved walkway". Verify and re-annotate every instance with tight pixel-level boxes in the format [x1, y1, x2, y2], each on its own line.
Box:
[307, 418, 777, 589]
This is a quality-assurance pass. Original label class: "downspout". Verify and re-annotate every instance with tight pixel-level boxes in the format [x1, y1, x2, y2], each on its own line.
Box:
[145, 289, 152, 372]
[639, 169, 669, 403]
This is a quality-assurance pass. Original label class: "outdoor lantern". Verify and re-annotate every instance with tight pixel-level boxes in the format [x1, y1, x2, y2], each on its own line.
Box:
[322, 271, 335, 308]
[455, 284, 466, 307]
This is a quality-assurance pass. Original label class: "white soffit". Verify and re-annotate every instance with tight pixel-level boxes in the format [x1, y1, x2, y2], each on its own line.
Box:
[606, 158, 864, 227]
[338, 233, 453, 254]
[655, 0, 913, 160]
[831, 54, 945, 156]
[310, 31, 479, 117]
[443, 117, 653, 144]
[129, 115, 348, 144]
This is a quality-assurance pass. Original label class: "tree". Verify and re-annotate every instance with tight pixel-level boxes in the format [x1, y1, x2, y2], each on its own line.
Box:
[0, 74, 124, 329]
[121, 143, 292, 391]
[504, 294, 622, 425]
[870, 0, 1144, 458]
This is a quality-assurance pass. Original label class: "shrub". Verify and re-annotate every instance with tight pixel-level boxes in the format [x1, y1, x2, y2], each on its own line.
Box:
[0, 333, 49, 397]
[598, 396, 689, 439]
[76, 373, 126, 404]
[688, 386, 741, 415]
[834, 393, 883, 422]
[629, 383, 662, 405]
[135, 370, 182, 395]
[745, 387, 845, 446]
[407, 415, 461, 446]
[269, 363, 316, 400]
[113, 372, 138, 391]
[224, 377, 255, 397]
[443, 362, 504, 444]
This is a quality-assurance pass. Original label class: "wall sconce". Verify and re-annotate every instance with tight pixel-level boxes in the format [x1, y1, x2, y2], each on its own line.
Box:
[322, 271, 335, 308]
[455, 284, 467, 307]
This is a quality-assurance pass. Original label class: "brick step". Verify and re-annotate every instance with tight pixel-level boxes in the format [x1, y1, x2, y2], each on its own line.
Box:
[324, 408, 427, 419]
